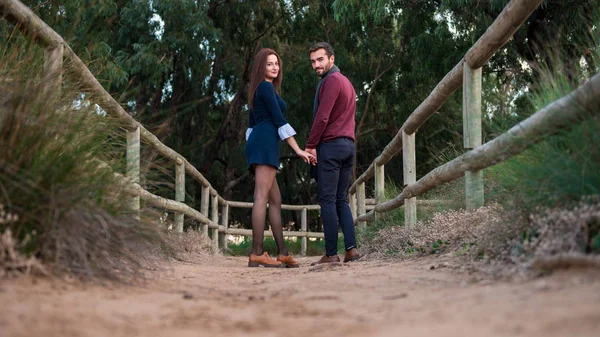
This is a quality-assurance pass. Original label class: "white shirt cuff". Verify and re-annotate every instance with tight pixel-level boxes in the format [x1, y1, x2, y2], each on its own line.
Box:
[278, 123, 296, 140]
[245, 128, 253, 141]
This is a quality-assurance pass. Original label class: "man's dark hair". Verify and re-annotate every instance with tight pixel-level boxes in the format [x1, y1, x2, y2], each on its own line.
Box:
[309, 42, 334, 57]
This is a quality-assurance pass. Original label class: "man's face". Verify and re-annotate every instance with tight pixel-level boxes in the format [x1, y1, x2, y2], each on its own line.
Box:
[310, 48, 334, 77]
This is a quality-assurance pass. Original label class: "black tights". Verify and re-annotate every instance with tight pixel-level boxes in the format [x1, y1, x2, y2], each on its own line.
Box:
[251, 165, 288, 256]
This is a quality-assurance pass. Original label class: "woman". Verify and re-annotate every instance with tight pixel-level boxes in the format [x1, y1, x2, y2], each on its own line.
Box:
[245, 48, 315, 268]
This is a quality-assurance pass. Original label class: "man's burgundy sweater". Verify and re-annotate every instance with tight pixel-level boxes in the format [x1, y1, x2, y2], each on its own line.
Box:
[306, 72, 356, 149]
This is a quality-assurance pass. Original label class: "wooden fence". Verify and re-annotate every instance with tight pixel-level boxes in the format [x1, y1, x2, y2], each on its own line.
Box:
[0, 0, 325, 255]
[345, 0, 600, 228]
[3, 0, 598, 254]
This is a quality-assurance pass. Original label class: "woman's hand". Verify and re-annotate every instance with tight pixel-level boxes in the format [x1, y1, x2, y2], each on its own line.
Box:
[296, 150, 317, 165]
[305, 148, 317, 165]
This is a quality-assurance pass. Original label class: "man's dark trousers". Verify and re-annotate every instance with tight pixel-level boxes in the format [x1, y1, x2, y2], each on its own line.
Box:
[317, 137, 357, 257]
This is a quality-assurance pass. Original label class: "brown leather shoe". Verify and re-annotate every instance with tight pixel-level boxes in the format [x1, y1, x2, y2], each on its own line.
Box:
[310, 255, 341, 266]
[248, 252, 283, 268]
[277, 254, 299, 268]
[344, 248, 360, 263]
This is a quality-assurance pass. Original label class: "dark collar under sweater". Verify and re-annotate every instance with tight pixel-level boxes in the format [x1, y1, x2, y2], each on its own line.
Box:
[313, 65, 340, 118]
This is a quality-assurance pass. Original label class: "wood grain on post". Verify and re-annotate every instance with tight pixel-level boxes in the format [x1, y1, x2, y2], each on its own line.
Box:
[402, 131, 417, 228]
[374, 164, 385, 220]
[349, 193, 357, 220]
[211, 193, 219, 248]
[201, 186, 209, 236]
[463, 66, 483, 149]
[301, 208, 307, 256]
[219, 204, 229, 250]
[463, 64, 484, 210]
[175, 161, 185, 232]
[356, 182, 366, 228]
[126, 127, 140, 215]
[465, 170, 484, 210]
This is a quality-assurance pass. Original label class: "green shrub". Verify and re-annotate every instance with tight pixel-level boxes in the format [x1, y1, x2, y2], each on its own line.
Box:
[0, 36, 165, 280]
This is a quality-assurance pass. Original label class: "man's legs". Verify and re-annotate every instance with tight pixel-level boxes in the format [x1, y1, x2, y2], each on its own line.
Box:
[317, 141, 342, 257]
[336, 139, 356, 250]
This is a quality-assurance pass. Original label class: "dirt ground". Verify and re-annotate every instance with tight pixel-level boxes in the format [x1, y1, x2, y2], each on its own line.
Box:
[1, 254, 600, 337]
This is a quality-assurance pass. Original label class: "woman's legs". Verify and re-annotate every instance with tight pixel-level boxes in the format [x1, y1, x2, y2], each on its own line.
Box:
[268, 179, 288, 256]
[251, 164, 277, 256]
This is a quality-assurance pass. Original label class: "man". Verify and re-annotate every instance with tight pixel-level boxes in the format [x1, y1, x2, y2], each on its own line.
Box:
[305, 42, 360, 264]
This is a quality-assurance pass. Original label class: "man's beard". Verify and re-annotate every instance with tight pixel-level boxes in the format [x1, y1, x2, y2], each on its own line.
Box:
[317, 65, 330, 77]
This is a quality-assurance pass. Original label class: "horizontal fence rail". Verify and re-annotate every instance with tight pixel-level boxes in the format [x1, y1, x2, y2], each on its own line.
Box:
[357, 73, 600, 222]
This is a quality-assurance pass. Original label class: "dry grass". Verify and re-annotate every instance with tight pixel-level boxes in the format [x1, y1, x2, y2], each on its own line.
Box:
[163, 230, 220, 262]
[0, 38, 171, 281]
[360, 200, 600, 278]
[361, 204, 510, 259]
[524, 201, 600, 261]
[1, 229, 47, 278]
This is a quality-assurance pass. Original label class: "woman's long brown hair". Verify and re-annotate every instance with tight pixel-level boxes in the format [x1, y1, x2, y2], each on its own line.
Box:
[248, 48, 282, 108]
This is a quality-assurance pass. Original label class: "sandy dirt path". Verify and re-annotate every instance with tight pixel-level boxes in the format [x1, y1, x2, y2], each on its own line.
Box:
[1, 255, 600, 337]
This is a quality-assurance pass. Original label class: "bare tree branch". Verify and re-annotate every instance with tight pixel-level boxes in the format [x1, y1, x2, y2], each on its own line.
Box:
[358, 126, 391, 138]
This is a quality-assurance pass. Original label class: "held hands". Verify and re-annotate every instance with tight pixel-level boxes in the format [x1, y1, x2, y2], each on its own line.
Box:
[304, 148, 317, 165]
[296, 149, 317, 165]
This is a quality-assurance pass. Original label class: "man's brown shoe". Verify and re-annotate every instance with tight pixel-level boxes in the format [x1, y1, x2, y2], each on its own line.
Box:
[310, 255, 341, 266]
[248, 252, 283, 268]
[277, 254, 299, 268]
[344, 248, 360, 263]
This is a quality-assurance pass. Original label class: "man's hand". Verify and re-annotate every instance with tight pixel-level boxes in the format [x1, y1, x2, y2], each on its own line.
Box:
[305, 148, 317, 165]
[295, 150, 315, 164]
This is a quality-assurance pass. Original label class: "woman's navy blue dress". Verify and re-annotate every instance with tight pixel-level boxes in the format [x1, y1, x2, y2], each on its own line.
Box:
[245, 81, 296, 170]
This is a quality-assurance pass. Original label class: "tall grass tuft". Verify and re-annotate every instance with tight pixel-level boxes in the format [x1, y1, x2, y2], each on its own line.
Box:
[0, 37, 166, 280]
[485, 67, 600, 210]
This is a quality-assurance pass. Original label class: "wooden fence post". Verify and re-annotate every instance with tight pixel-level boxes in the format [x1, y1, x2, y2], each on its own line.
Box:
[175, 159, 185, 232]
[126, 126, 140, 216]
[42, 43, 63, 103]
[402, 130, 417, 228]
[219, 203, 229, 250]
[301, 208, 307, 256]
[349, 192, 357, 221]
[463, 63, 484, 210]
[201, 186, 209, 235]
[211, 193, 218, 248]
[374, 164, 385, 220]
[357, 182, 366, 229]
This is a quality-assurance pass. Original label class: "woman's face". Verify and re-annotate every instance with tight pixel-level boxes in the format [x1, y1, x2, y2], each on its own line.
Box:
[264, 54, 280, 81]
